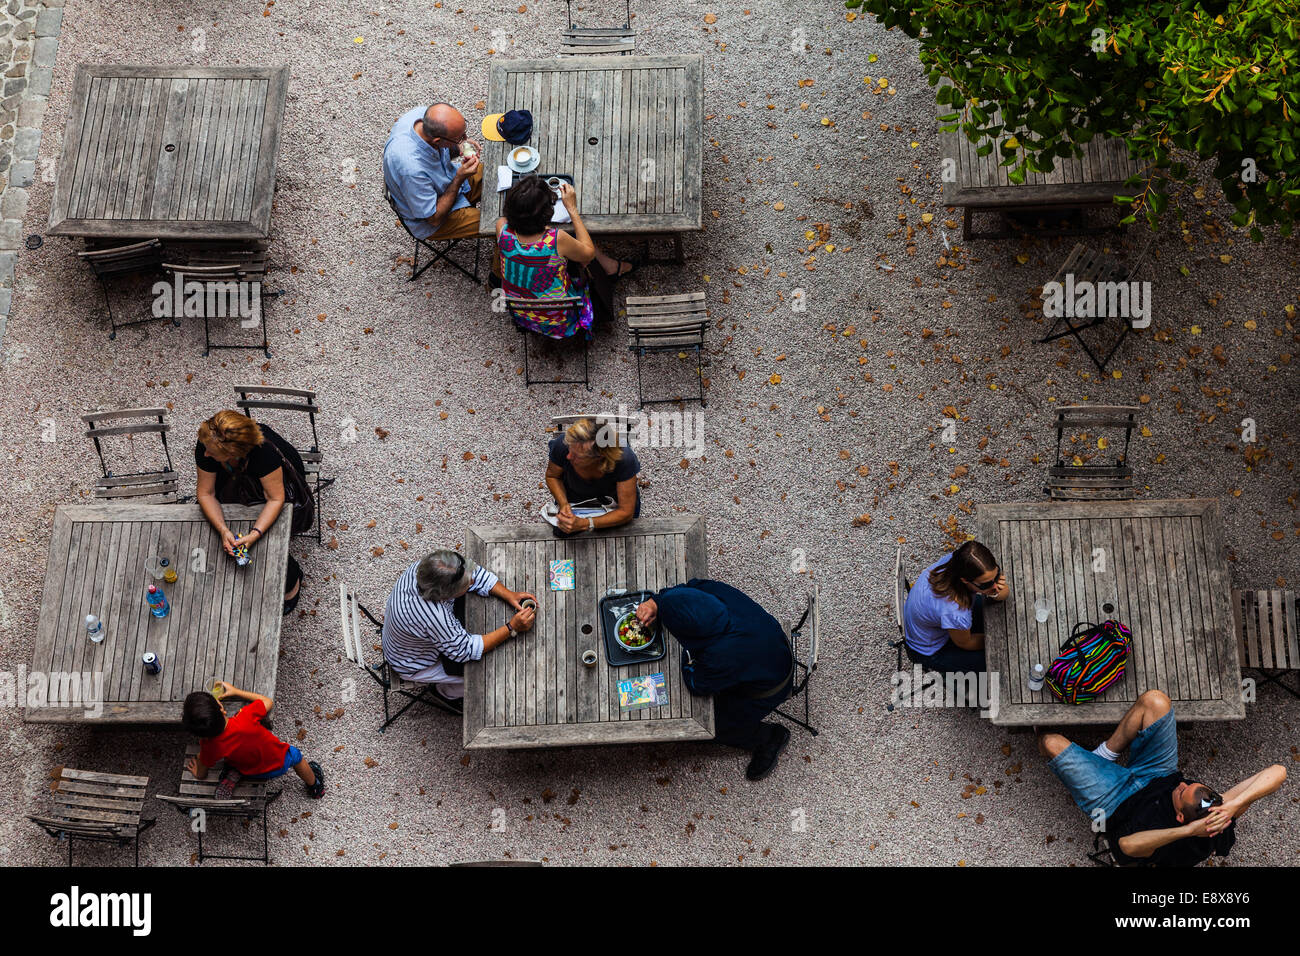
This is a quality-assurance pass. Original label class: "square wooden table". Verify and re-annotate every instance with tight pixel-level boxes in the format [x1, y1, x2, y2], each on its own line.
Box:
[26, 503, 291, 724]
[478, 55, 703, 242]
[462, 517, 714, 749]
[47, 65, 289, 242]
[975, 499, 1243, 726]
[939, 93, 1147, 239]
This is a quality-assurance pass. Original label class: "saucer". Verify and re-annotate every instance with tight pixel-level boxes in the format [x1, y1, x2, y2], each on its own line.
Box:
[506, 147, 540, 173]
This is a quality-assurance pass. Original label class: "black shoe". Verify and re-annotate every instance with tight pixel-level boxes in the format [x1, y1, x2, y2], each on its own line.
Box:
[745, 724, 791, 782]
[282, 590, 301, 616]
[432, 685, 465, 715]
[305, 761, 325, 799]
[215, 766, 242, 799]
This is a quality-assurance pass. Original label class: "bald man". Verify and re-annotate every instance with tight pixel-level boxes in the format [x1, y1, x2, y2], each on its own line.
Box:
[383, 102, 484, 242]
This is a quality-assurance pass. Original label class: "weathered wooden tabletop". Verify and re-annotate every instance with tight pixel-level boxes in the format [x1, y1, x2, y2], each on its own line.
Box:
[478, 55, 703, 237]
[975, 499, 1243, 726]
[47, 65, 289, 241]
[463, 517, 714, 748]
[939, 99, 1147, 209]
[26, 503, 290, 724]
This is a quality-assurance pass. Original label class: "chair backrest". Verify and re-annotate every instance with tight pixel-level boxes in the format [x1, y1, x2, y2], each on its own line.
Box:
[340, 581, 382, 669]
[1232, 588, 1299, 671]
[505, 296, 585, 338]
[626, 293, 708, 348]
[788, 585, 820, 672]
[550, 413, 640, 449]
[233, 385, 323, 470]
[383, 180, 424, 243]
[81, 407, 179, 501]
[41, 768, 149, 836]
[894, 546, 908, 636]
[77, 239, 163, 276]
[161, 261, 250, 283]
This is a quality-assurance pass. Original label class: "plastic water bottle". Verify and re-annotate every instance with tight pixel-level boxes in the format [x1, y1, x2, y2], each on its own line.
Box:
[85, 614, 104, 644]
[146, 585, 170, 618]
[1028, 663, 1046, 692]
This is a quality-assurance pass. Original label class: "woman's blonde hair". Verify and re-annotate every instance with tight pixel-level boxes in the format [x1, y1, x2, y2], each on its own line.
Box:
[564, 417, 622, 475]
[197, 410, 263, 462]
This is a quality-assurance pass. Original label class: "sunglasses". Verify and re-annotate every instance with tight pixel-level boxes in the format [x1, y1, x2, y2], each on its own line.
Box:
[969, 566, 1001, 592]
[1198, 787, 1224, 811]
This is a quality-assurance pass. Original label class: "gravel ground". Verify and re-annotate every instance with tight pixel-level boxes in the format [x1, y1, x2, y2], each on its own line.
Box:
[0, 0, 1296, 866]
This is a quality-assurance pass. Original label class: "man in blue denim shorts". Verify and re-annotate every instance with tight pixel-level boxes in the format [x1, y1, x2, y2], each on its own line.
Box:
[1038, 690, 1286, 865]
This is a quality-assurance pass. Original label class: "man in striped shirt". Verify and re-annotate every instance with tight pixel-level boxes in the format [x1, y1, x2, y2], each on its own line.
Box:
[382, 549, 537, 711]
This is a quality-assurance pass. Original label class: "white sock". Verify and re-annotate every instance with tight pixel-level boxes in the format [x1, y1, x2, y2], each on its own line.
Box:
[1092, 741, 1120, 761]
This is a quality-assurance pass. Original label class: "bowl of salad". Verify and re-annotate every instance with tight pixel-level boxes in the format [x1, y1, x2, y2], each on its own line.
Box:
[614, 611, 655, 652]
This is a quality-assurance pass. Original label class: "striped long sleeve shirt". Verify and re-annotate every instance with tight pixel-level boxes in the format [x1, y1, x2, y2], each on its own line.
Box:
[381, 560, 499, 677]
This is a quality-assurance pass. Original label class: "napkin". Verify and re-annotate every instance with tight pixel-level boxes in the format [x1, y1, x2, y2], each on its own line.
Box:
[496, 165, 513, 192]
[551, 201, 572, 224]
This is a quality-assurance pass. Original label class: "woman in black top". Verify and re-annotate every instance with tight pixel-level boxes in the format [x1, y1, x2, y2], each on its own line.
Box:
[544, 417, 640, 536]
[195, 409, 307, 615]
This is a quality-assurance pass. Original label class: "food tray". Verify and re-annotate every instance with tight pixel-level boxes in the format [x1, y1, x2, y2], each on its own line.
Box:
[598, 589, 665, 667]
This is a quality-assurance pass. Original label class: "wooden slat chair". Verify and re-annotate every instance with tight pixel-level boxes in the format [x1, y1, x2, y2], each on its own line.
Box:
[160, 261, 271, 357]
[774, 585, 820, 735]
[82, 408, 183, 502]
[1036, 236, 1153, 374]
[625, 292, 708, 407]
[339, 581, 460, 732]
[233, 385, 335, 544]
[29, 768, 155, 866]
[1087, 833, 1149, 867]
[886, 545, 923, 711]
[1232, 588, 1300, 699]
[1046, 404, 1141, 501]
[383, 181, 482, 284]
[561, 0, 634, 56]
[506, 296, 591, 389]
[77, 239, 168, 340]
[155, 739, 282, 864]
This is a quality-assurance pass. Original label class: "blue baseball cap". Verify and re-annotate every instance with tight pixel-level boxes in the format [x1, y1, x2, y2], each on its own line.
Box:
[481, 109, 533, 145]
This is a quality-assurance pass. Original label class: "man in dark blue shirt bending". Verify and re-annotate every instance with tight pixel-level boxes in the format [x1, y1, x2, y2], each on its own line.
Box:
[636, 579, 795, 781]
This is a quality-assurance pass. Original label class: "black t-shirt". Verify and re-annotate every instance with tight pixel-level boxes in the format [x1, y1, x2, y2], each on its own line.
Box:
[547, 434, 640, 503]
[195, 423, 305, 499]
[1110, 771, 1236, 866]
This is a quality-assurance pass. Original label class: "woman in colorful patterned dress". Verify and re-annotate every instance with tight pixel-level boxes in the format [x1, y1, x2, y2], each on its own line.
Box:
[495, 176, 635, 338]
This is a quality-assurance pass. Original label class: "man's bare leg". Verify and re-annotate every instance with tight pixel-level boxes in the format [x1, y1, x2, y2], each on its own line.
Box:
[1101, 689, 1170, 755]
[1037, 690, 1169, 760]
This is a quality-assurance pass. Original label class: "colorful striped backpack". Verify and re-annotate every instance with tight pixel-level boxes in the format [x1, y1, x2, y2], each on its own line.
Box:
[1045, 620, 1131, 704]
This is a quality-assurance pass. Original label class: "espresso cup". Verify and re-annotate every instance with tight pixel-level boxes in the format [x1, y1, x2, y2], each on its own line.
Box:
[581, 650, 597, 668]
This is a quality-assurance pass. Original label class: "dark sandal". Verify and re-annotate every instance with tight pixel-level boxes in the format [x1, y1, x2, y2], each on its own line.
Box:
[305, 760, 325, 799]
[610, 258, 639, 281]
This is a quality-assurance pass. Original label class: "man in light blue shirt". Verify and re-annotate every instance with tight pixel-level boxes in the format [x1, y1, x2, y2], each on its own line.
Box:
[383, 102, 482, 240]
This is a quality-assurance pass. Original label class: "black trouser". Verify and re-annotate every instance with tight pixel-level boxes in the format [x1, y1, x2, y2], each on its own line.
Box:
[285, 554, 302, 594]
[713, 672, 795, 752]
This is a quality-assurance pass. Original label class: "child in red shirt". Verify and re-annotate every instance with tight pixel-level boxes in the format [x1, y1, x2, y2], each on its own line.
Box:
[182, 682, 324, 798]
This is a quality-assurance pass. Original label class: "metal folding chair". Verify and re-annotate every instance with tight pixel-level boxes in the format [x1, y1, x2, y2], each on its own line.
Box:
[886, 545, 925, 711]
[1232, 588, 1300, 699]
[1045, 404, 1141, 500]
[29, 768, 156, 866]
[160, 261, 272, 357]
[561, 0, 635, 55]
[339, 582, 461, 731]
[78, 239, 168, 340]
[157, 738, 282, 865]
[505, 296, 591, 389]
[234, 386, 335, 544]
[82, 407, 185, 502]
[775, 585, 820, 736]
[626, 292, 708, 407]
[383, 181, 482, 284]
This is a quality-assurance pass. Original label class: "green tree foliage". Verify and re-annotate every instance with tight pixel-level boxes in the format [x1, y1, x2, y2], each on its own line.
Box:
[844, 0, 1300, 237]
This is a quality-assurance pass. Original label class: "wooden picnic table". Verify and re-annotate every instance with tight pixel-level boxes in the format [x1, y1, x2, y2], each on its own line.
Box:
[47, 65, 289, 243]
[478, 55, 703, 250]
[975, 499, 1243, 726]
[26, 503, 291, 724]
[462, 517, 714, 749]
[939, 95, 1147, 239]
